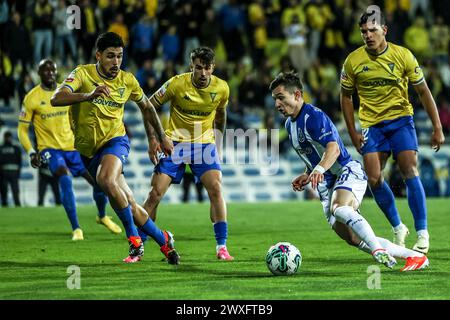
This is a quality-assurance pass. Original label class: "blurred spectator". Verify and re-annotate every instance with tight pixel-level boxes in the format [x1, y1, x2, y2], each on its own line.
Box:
[0, 51, 14, 106]
[181, 166, 204, 203]
[101, 0, 119, 28]
[388, 161, 406, 198]
[3, 11, 31, 75]
[135, 59, 159, 96]
[429, 16, 449, 66]
[178, 1, 200, 66]
[54, 0, 78, 68]
[130, 15, 156, 67]
[0, 131, 21, 207]
[38, 166, 61, 206]
[304, 0, 333, 62]
[200, 7, 220, 50]
[247, 0, 267, 67]
[108, 13, 129, 69]
[284, 14, 308, 77]
[420, 157, 440, 197]
[159, 24, 181, 63]
[32, 0, 53, 66]
[437, 94, 450, 135]
[79, 0, 100, 63]
[218, 0, 246, 63]
[17, 73, 35, 106]
[403, 16, 431, 62]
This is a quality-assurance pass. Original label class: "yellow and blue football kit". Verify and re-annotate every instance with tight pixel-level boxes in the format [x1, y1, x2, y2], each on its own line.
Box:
[341, 42, 424, 157]
[150, 73, 229, 183]
[61, 63, 144, 177]
[18, 84, 86, 177]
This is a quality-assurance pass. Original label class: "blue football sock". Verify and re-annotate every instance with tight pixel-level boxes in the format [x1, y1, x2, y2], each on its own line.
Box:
[139, 219, 165, 246]
[405, 176, 427, 231]
[138, 228, 148, 243]
[114, 205, 139, 238]
[93, 186, 108, 218]
[213, 221, 228, 246]
[59, 174, 79, 230]
[370, 181, 402, 228]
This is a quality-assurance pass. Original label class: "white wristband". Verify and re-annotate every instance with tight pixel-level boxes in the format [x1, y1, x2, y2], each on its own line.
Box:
[28, 149, 37, 157]
[313, 164, 326, 174]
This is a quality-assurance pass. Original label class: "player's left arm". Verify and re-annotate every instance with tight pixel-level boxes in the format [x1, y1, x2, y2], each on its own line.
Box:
[413, 81, 445, 152]
[214, 85, 229, 158]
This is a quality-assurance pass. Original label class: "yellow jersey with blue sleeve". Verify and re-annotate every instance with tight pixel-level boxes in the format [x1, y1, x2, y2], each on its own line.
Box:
[19, 84, 75, 152]
[61, 64, 144, 158]
[151, 73, 229, 143]
[340, 42, 424, 128]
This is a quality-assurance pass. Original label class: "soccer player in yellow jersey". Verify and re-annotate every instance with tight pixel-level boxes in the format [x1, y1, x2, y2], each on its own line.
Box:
[18, 59, 122, 240]
[340, 8, 445, 254]
[51, 32, 180, 264]
[143, 47, 234, 260]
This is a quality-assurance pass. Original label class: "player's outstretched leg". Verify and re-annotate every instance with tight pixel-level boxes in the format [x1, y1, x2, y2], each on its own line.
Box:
[333, 206, 396, 269]
[357, 237, 429, 271]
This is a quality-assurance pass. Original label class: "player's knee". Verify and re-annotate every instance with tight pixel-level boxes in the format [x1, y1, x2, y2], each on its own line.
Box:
[399, 165, 418, 179]
[54, 166, 70, 177]
[97, 175, 116, 194]
[149, 187, 164, 202]
[206, 181, 222, 200]
[367, 174, 383, 188]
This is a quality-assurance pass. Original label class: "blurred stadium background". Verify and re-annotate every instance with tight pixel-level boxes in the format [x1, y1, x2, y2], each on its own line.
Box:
[0, 0, 449, 207]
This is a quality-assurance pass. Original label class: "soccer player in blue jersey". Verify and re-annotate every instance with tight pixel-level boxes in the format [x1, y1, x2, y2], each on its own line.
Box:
[18, 59, 122, 240]
[51, 32, 180, 264]
[340, 8, 445, 254]
[142, 47, 234, 260]
[270, 71, 428, 271]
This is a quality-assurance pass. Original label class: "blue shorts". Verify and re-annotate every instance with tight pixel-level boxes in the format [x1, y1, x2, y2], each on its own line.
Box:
[40, 149, 86, 177]
[155, 142, 221, 184]
[81, 135, 130, 180]
[361, 116, 418, 158]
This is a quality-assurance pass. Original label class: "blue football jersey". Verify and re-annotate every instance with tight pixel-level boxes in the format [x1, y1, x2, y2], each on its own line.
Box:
[286, 103, 352, 188]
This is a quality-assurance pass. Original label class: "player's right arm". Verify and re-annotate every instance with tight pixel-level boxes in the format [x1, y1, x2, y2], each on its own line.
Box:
[51, 85, 110, 106]
[50, 67, 110, 106]
[340, 57, 364, 153]
[17, 95, 40, 168]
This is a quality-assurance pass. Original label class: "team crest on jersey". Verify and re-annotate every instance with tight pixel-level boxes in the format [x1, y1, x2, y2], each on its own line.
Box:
[297, 128, 305, 143]
[118, 87, 125, 98]
[362, 66, 369, 72]
[210, 92, 217, 102]
[388, 63, 395, 72]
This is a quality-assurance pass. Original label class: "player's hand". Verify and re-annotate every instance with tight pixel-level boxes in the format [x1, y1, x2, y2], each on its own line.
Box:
[148, 136, 161, 165]
[350, 132, 364, 154]
[30, 153, 41, 168]
[431, 127, 445, 152]
[292, 173, 309, 192]
[88, 85, 110, 100]
[160, 136, 174, 157]
[307, 170, 324, 190]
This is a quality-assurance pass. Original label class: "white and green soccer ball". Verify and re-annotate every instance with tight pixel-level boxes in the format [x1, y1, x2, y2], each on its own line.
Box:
[266, 242, 302, 276]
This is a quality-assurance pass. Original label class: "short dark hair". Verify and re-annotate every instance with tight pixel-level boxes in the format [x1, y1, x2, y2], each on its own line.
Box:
[190, 47, 215, 65]
[359, 9, 386, 26]
[96, 32, 124, 52]
[269, 71, 304, 93]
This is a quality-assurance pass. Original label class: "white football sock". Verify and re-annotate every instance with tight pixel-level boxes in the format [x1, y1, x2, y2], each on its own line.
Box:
[377, 237, 422, 259]
[334, 206, 382, 253]
[357, 238, 422, 259]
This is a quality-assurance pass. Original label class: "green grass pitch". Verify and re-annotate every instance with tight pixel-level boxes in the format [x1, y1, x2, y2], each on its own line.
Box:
[0, 199, 449, 299]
